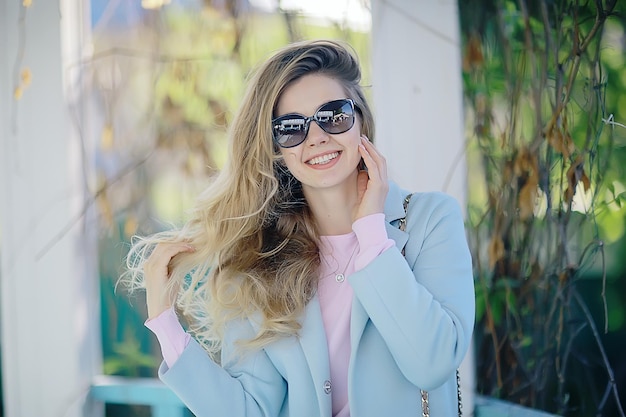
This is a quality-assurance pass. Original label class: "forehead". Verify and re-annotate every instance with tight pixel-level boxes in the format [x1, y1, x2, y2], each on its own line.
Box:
[276, 74, 347, 116]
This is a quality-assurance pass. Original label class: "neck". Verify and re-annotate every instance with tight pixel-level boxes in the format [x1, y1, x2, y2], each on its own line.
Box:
[303, 174, 359, 236]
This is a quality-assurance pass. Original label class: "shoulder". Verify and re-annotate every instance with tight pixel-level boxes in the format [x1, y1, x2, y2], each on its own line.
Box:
[399, 190, 470, 264]
[385, 181, 463, 222]
[407, 191, 462, 217]
[408, 192, 465, 236]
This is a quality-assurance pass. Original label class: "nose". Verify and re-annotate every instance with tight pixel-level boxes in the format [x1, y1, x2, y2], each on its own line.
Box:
[305, 121, 329, 146]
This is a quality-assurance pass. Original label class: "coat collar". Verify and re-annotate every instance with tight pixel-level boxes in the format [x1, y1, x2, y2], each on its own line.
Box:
[384, 181, 411, 252]
[384, 180, 411, 224]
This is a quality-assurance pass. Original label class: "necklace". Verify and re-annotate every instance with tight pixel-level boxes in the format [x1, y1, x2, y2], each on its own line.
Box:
[327, 243, 359, 283]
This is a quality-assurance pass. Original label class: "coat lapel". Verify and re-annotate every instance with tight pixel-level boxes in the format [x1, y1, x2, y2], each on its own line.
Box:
[297, 295, 331, 413]
[248, 296, 331, 415]
[350, 182, 411, 348]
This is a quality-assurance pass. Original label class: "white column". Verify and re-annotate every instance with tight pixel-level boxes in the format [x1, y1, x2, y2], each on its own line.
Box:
[371, 0, 475, 414]
[0, 1, 102, 417]
[371, 0, 467, 201]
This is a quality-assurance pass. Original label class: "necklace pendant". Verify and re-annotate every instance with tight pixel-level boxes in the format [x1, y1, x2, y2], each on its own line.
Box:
[335, 273, 345, 283]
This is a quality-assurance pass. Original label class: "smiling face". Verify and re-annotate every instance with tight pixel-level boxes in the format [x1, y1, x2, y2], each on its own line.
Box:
[275, 74, 362, 193]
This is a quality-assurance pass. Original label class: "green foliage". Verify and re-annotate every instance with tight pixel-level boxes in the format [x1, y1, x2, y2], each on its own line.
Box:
[461, 0, 625, 415]
[103, 336, 160, 377]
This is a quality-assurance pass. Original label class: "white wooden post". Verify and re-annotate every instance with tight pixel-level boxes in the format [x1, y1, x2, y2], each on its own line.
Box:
[371, 0, 475, 414]
[0, 1, 102, 416]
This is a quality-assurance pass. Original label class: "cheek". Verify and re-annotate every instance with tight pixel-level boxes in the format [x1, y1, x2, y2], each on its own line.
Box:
[279, 150, 303, 175]
[280, 149, 299, 163]
[349, 119, 363, 144]
[355, 114, 364, 136]
[346, 130, 363, 151]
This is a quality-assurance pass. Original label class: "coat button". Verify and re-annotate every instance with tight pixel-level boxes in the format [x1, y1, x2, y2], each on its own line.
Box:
[323, 380, 332, 394]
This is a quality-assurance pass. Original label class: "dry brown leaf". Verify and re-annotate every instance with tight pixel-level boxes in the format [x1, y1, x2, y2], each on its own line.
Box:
[488, 235, 505, 269]
[564, 186, 575, 203]
[547, 127, 575, 158]
[518, 182, 537, 220]
[513, 148, 538, 177]
[581, 170, 591, 191]
[565, 155, 588, 203]
[463, 33, 484, 71]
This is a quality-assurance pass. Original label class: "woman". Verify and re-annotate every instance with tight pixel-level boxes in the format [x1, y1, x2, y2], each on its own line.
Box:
[123, 39, 474, 417]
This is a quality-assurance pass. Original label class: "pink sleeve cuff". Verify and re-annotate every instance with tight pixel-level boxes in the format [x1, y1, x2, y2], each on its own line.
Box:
[352, 213, 394, 271]
[145, 307, 191, 368]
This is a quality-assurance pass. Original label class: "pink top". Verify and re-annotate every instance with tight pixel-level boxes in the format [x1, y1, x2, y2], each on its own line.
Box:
[145, 213, 394, 417]
[144, 304, 191, 366]
[317, 213, 393, 416]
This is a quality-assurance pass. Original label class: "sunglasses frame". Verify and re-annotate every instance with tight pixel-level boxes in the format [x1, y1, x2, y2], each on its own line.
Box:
[271, 98, 356, 148]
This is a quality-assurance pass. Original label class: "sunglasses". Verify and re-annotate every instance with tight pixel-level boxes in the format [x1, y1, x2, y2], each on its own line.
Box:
[272, 98, 356, 148]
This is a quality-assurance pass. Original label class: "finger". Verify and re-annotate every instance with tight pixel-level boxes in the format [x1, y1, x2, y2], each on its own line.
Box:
[145, 243, 195, 275]
[150, 242, 195, 261]
[360, 137, 386, 170]
[359, 141, 381, 180]
[361, 137, 388, 181]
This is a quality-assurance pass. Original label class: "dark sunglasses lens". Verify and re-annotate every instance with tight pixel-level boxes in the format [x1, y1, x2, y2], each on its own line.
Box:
[273, 117, 308, 147]
[316, 100, 355, 134]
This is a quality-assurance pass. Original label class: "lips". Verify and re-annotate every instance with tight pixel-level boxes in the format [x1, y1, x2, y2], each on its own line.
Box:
[306, 151, 340, 165]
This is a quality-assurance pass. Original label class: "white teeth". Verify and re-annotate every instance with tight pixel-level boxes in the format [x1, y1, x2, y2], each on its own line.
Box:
[307, 152, 339, 165]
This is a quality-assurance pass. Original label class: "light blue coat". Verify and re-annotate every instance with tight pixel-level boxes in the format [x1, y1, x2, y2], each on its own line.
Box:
[159, 182, 475, 417]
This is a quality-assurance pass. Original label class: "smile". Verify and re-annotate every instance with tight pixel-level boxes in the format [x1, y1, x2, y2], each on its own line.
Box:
[306, 152, 340, 165]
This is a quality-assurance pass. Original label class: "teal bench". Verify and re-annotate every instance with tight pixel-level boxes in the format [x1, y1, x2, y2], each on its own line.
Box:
[90, 376, 558, 417]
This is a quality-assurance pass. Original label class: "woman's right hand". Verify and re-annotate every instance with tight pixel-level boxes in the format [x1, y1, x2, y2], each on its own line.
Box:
[143, 242, 195, 319]
[354, 136, 389, 221]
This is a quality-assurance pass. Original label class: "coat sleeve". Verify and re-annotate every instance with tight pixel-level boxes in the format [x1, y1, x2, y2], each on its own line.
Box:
[348, 192, 475, 390]
[158, 318, 287, 417]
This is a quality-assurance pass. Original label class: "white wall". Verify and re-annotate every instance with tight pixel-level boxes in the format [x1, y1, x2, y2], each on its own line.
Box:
[0, 1, 102, 416]
[371, 0, 467, 201]
[371, 0, 475, 414]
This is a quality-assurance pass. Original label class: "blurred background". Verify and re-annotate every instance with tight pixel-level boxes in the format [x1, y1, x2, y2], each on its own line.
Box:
[1, 0, 625, 416]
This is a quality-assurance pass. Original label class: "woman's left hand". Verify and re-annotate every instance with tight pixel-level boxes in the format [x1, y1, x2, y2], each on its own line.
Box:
[354, 136, 389, 221]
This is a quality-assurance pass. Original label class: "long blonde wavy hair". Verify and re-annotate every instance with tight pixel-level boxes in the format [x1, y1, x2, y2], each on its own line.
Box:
[122, 39, 375, 359]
